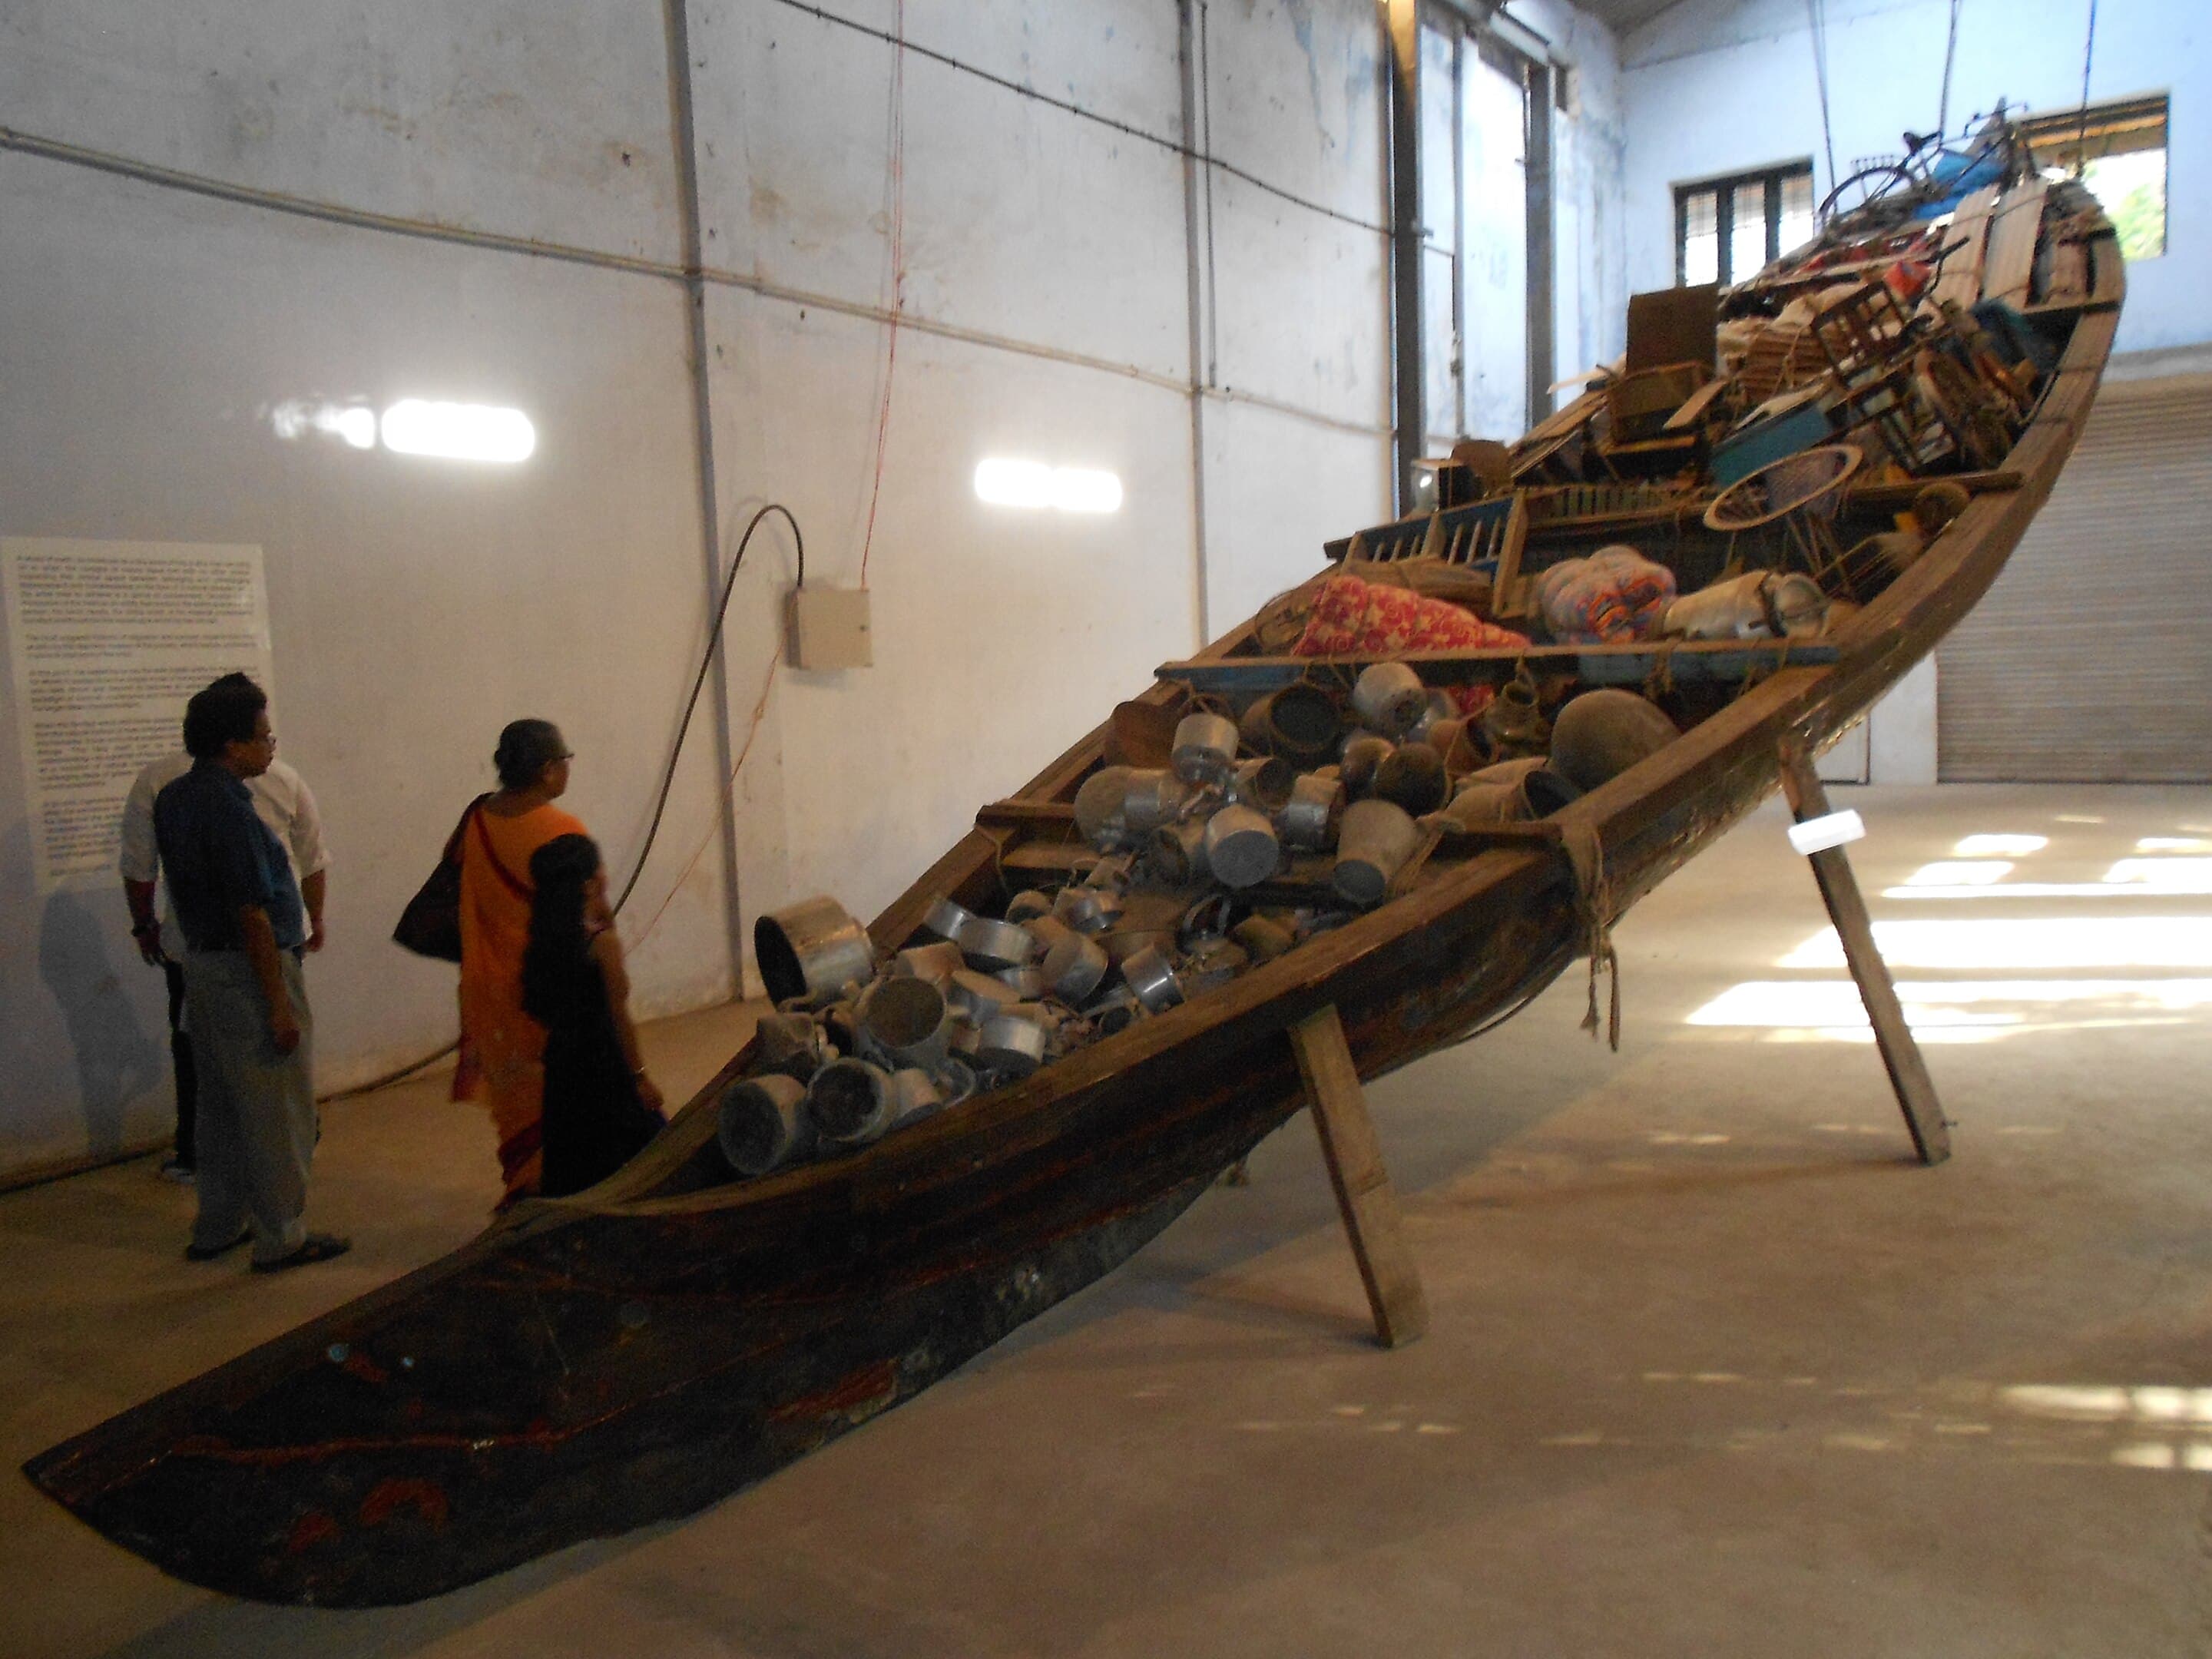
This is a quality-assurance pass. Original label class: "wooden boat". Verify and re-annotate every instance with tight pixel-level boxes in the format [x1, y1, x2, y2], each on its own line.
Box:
[25, 164, 2121, 1607]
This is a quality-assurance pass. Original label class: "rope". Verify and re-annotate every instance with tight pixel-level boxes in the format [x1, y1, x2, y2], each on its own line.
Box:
[1558, 820, 1621, 1051]
[1806, 0, 1839, 203]
[2074, 0, 2100, 178]
[1937, 0, 1963, 137]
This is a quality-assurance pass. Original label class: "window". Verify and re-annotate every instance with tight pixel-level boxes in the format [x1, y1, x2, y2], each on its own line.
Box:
[1674, 162, 1815, 287]
[2021, 94, 2167, 262]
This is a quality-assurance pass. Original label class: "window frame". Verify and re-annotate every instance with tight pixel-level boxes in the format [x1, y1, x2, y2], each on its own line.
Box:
[2018, 93, 2168, 261]
[1673, 159, 1815, 288]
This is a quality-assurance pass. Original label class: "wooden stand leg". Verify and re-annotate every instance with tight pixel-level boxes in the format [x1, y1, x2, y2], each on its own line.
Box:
[1288, 1005, 1430, 1347]
[1778, 744, 1952, 1165]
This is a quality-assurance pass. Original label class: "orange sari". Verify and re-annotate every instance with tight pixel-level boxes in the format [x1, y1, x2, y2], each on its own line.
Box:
[456, 802, 588, 1204]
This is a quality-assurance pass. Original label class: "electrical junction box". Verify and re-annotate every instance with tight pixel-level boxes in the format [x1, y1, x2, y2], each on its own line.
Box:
[786, 584, 873, 670]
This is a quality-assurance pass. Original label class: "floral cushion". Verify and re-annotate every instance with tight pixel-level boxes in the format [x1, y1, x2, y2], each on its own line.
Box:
[1292, 572, 1531, 716]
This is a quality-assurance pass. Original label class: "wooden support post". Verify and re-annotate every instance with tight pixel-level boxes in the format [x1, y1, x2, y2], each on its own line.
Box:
[1288, 1005, 1429, 1347]
[1777, 743, 1952, 1165]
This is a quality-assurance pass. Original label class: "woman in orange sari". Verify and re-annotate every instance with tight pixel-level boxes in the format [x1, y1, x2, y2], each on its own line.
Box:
[457, 719, 588, 1205]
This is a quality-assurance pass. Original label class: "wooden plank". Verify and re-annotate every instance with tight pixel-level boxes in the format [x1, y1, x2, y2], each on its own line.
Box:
[1980, 179, 2050, 310]
[1287, 1005, 1429, 1348]
[976, 800, 1078, 829]
[1157, 640, 1842, 694]
[1777, 743, 1952, 1165]
[1932, 184, 2001, 311]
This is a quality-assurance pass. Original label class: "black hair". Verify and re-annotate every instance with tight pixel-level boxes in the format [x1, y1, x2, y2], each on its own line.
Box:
[521, 833, 603, 1027]
[182, 675, 268, 760]
[495, 719, 570, 791]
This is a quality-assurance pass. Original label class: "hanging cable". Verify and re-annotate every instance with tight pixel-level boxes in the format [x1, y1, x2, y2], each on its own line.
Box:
[613, 503, 802, 913]
[857, 0, 906, 586]
[1806, 0, 1839, 199]
[1937, 0, 1963, 136]
[2073, 0, 2099, 177]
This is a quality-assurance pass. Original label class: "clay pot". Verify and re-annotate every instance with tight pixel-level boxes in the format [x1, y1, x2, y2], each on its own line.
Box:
[1370, 744, 1449, 816]
[1333, 799, 1421, 906]
[892, 940, 965, 985]
[1439, 780, 1527, 830]
[1230, 913, 1296, 963]
[1237, 683, 1343, 764]
[1548, 689, 1680, 795]
[1004, 889, 1054, 926]
[1339, 735, 1395, 799]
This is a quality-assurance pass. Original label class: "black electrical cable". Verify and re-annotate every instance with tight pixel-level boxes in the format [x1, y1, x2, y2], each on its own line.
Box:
[1938, 0, 1963, 137]
[613, 502, 801, 913]
[323, 503, 803, 1104]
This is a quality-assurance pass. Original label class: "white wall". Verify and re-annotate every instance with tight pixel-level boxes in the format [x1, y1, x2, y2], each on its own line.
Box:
[0, 0, 1627, 1180]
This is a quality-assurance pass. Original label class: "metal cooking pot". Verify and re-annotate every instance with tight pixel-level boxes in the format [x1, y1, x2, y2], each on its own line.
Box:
[1171, 712, 1240, 785]
[717, 1074, 813, 1177]
[1121, 944, 1185, 1013]
[1277, 772, 1344, 851]
[754, 896, 875, 1005]
[976, 1009, 1051, 1077]
[1333, 799, 1421, 906]
[805, 1058, 896, 1147]
[1204, 805, 1280, 889]
[957, 915, 1042, 971]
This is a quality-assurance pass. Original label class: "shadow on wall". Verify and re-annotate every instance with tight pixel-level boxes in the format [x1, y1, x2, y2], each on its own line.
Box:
[31, 857, 164, 1159]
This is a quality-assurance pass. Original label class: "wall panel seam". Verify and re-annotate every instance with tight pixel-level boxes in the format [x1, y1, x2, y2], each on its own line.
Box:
[0, 124, 1390, 440]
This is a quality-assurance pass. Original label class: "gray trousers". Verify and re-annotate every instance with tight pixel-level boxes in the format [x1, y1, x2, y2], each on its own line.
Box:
[180, 951, 316, 1265]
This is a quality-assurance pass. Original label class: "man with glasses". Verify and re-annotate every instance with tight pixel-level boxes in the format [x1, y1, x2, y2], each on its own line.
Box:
[152, 674, 349, 1272]
[120, 673, 329, 1184]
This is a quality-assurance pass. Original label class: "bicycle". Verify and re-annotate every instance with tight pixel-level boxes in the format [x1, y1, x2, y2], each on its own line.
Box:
[1818, 104, 2036, 232]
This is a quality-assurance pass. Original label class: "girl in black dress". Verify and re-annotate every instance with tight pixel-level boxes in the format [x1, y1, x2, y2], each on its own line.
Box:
[521, 835, 667, 1198]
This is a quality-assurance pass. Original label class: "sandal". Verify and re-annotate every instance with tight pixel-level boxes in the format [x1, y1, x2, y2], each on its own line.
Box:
[183, 1230, 250, 1263]
[250, 1233, 353, 1273]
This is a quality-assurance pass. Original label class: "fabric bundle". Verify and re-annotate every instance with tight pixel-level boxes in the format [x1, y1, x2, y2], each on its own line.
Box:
[1293, 572, 1531, 717]
[1535, 545, 1677, 644]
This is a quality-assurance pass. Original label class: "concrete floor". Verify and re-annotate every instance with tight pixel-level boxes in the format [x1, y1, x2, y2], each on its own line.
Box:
[8, 783, 2212, 1658]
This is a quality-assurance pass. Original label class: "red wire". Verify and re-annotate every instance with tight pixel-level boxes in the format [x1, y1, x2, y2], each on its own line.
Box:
[857, 0, 906, 585]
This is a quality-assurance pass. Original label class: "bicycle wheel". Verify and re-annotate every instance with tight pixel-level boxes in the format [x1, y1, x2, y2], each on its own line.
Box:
[1820, 164, 1917, 225]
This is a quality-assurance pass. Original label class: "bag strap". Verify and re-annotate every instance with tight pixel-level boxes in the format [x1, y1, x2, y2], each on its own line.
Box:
[469, 806, 533, 902]
[440, 794, 490, 865]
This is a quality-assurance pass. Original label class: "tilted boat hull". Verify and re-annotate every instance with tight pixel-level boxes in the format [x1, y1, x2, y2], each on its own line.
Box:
[27, 187, 2122, 1604]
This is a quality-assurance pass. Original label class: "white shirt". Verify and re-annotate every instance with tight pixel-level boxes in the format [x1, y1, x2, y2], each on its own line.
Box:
[119, 751, 329, 927]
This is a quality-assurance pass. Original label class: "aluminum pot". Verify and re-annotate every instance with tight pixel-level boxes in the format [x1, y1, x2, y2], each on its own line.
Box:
[1055, 884, 1125, 935]
[946, 968, 1020, 1025]
[754, 896, 875, 1005]
[1227, 755, 1296, 813]
[1333, 798, 1422, 906]
[887, 1067, 944, 1129]
[1121, 944, 1186, 1013]
[1548, 689, 1680, 795]
[1073, 767, 1133, 851]
[1277, 772, 1344, 852]
[1181, 936, 1249, 995]
[1118, 770, 1189, 835]
[1149, 819, 1209, 885]
[1042, 932, 1110, 1003]
[1088, 990, 1144, 1037]
[923, 896, 976, 942]
[805, 1058, 896, 1147]
[717, 1074, 813, 1177]
[1102, 926, 1176, 969]
[1022, 912, 1078, 957]
[1171, 712, 1240, 784]
[929, 1055, 979, 1107]
[1351, 661, 1429, 736]
[994, 963, 1047, 998]
[976, 1009, 1051, 1077]
[1238, 683, 1343, 764]
[856, 974, 952, 1068]
[957, 914, 1042, 971]
[1004, 889, 1055, 926]
[1204, 804, 1281, 889]
[753, 1011, 833, 1081]
[892, 939, 965, 985]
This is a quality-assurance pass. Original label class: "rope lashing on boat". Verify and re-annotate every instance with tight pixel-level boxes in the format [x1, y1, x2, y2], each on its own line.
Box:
[1559, 820, 1621, 1051]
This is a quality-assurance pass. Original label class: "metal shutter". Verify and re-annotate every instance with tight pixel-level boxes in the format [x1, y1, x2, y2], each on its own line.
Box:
[1939, 373, 2212, 781]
